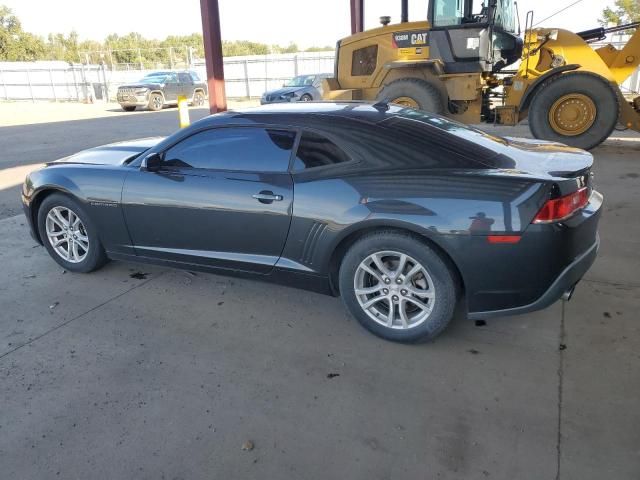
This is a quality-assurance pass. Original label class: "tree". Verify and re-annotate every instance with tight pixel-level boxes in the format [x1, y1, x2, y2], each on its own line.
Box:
[0, 5, 46, 61]
[0, 3, 324, 65]
[601, 0, 640, 26]
[46, 31, 80, 63]
[305, 45, 333, 52]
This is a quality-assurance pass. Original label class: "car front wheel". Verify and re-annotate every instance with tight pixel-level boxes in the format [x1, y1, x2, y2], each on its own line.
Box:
[37, 193, 108, 273]
[147, 93, 164, 111]
[339, 231, 457, 342]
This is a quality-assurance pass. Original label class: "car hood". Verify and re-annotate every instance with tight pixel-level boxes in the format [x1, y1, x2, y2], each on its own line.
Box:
[118, 83, 162, 89]
[53, 137, 165, 166]
[264, 86, 306, 97]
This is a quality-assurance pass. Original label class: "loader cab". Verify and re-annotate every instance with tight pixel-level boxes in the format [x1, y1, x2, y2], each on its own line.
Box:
[428, 0, 522, 73]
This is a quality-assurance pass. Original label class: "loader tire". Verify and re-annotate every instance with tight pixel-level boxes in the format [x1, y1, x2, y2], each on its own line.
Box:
[377, 78, 444, 114]
[528, 72, 619, 150]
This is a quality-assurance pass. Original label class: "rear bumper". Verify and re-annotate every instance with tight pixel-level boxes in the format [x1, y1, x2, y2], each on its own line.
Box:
[468, 234, 599, 320]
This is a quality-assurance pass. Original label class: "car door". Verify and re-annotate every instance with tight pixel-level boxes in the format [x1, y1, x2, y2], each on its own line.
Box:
[121, 126, 296, 273]
[177, 72, 195, 99]
[163, 73, 180, 102]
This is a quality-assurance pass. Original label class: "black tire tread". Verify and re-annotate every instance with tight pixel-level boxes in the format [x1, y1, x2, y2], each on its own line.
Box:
[37, 193, 109, 273]
[377, 78, 445, 114]
[338, 229, 457, 343]
[528, 72, 620, 150]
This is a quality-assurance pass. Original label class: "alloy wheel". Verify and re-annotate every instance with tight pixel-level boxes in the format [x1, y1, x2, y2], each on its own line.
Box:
[45, 206, 89, 263]
[354, 250, 435, 329]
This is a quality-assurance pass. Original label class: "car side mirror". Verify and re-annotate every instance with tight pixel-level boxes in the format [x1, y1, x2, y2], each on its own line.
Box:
[142, 152, 163, 172]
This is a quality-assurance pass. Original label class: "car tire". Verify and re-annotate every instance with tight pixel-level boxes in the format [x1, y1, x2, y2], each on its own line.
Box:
[377, 78, 444, 113]
[147, 92, 164, 111]
[300, 94, 312, 102]
[528, 72, 619, 150]
[37, 193, 109, 273]
[122, 106, 136, 112]
[192, 90, 205, 107]
[339, 230, 457, 343]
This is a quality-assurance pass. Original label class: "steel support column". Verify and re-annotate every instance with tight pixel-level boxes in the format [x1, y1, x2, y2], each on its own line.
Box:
[350, 0, 364, 34]
[200, 0, 227, 113]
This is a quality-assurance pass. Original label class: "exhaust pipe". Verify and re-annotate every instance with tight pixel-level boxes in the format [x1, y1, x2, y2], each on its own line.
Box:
[562, 285, 576, 301]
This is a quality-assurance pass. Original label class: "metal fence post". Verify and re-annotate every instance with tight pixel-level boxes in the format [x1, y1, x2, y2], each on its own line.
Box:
[100, 62, 108, 102]
[294, 55, 299, 76]
[264, 55, 268, 92]
[70, 64, 80, 101]
[26, 68, 34, 102]
[49, 69, 58, 101]
[80, 64, 89, 102]
[0, 68, 7, 100]
[243, 59, 250, 98]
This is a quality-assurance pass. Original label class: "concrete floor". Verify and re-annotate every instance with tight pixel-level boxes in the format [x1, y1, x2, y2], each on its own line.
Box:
[0, 102, 639, 479]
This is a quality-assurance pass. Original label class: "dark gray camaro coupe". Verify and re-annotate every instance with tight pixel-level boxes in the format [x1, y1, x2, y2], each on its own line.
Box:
[22, 103, 602, 342]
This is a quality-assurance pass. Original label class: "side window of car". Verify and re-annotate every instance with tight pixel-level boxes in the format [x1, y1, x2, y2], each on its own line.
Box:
[351, 45, 378, 76]
[162, 127, 296, 172]
[178, 73, 191, 83]
[293, 131, 351, 171]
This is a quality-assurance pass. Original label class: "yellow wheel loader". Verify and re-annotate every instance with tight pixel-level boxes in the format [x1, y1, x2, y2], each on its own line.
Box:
[322, 0, 640, 149]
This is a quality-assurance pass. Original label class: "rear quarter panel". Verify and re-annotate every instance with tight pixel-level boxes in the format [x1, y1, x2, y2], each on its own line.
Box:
[282, 168, 548, 281]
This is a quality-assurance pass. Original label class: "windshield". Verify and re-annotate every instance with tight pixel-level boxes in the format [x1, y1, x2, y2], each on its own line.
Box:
[431, 0, 514, 30]
[432, 0, 486, 27]
[494, 0, 516, 32]
[139, 73, 173, 83]
[284, 75, 316, 87]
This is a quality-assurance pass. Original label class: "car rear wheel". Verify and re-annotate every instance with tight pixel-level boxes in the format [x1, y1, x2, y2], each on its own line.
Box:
[300, 94, 312, 102]
[122, 106, 136, 112]
[147, 92, 164, 111]
[37, 193, 108, 273]
[339, 231, 457, 342]
[192, 91, 205, 106]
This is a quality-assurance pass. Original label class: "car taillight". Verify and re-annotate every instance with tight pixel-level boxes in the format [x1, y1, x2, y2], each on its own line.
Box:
[533, 187, 589, 223]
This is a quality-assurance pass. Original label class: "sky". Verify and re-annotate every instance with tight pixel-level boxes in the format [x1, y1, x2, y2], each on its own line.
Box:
[3, 0, 616, 47]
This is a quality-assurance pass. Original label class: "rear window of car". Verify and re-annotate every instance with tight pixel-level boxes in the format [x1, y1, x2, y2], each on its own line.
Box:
[379, 111, 503, 167]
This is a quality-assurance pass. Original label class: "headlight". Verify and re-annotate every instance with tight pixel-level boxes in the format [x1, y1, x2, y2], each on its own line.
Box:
[135, 88, 149, 95]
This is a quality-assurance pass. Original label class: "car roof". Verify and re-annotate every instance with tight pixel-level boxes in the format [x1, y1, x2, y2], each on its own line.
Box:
[219, 102, 407, 124]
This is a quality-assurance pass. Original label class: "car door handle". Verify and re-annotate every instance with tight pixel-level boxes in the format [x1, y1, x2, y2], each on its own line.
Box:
[252, 191, 283, 203]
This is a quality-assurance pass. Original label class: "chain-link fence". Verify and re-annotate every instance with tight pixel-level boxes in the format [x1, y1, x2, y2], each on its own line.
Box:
[0, 52, 335, 102]
[2, 40, 639, 103]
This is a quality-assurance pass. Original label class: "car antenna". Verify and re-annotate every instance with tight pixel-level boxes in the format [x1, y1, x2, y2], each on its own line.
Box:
[372, 99, 390, 112]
